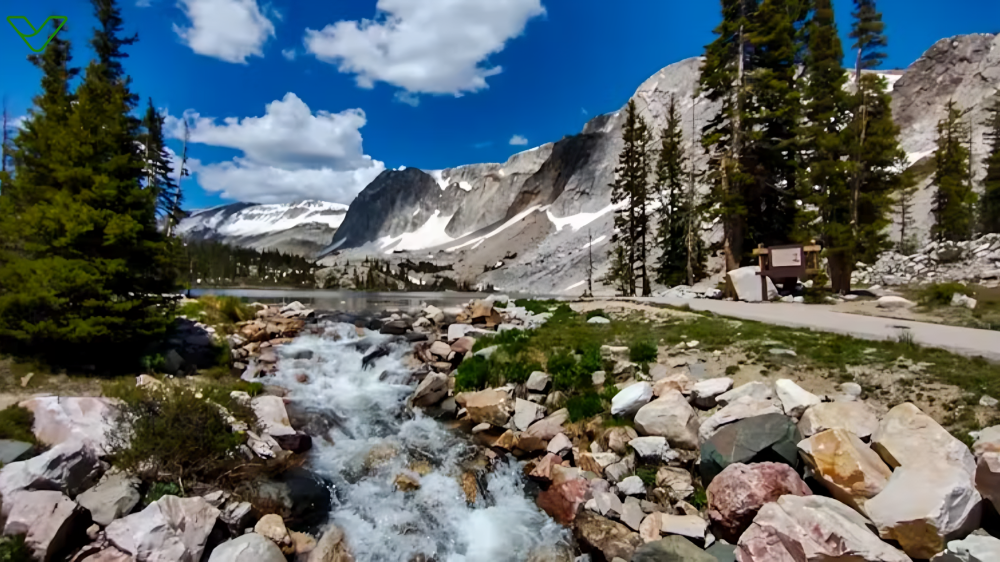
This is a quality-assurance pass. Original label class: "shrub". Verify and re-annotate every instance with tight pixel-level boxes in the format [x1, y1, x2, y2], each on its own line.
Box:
[578, 344, 603, 373]
[499, 360, 543, 385]
[548, 349, 588, 391]
[636, 466, 658, 487]
[585, 309, 607, 320]
[455, 356, 495, 391]
[0, 536, 31, 562]
[919, 282, 973, 306]
[105, 384, 255, 488]
[629, 341, 658, 364]
[144, 481, 183, 505]
[566, 393, 604, 422]
[0, 405, 37, 445]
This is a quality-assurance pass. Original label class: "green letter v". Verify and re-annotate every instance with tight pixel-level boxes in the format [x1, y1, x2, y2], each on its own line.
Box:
[8, 16, 68, 53]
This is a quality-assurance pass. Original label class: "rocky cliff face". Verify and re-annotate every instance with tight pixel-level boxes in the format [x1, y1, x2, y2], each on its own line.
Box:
[323, 34, 1000, 293]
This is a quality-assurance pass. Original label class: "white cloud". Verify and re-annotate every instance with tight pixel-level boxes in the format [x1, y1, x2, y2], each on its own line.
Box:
[509, 134, 528, 146]
[394, 91, 420, 107]
[173, 0, 275, 64]
[282, 48, 296, 61]
[165, 93, 385, 205]
[303, 0, 545, 96]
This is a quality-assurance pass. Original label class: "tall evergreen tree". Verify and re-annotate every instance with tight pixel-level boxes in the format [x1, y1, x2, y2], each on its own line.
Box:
[0, 1, 175, 370]
[608, 100, 651, 296]
[894, 181, 918, 254]
[849, 0, 888, 80]
[931, 100, 977, 242]
[140, 98, 183, 226]
[654, 96, 691, 287]
[1, 97, 12, 192]
[981, 91, 1000, 234]
[798, 0, 854, 292]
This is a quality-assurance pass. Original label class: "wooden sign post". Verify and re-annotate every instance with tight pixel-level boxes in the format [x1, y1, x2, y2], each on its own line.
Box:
[752, 241, 822, 301]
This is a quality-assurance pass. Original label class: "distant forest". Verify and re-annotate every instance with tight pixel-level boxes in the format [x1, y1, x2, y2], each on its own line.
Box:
[182, 240, 320, 288]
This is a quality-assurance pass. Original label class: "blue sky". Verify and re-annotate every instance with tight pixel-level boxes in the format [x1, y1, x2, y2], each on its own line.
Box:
[4, 0, 998, 209]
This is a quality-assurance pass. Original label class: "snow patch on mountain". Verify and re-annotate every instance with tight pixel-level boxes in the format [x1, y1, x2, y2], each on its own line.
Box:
[377, 210, 458, 253]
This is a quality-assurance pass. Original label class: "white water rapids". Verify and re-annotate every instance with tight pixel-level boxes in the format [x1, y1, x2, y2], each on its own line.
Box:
[270, 322, 570, 562]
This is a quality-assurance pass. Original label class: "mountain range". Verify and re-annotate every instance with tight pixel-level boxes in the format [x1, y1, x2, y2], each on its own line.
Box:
[176, 33, 1000, 295]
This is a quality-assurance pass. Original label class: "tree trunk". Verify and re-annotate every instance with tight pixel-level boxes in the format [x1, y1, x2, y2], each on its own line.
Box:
[827, 252, 853, 294]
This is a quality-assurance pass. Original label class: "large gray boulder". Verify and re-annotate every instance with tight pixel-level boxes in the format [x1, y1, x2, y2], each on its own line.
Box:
[2, 490, 89, 562]
[698, 396, 782, 442]
[411, 373, 448, 407]
[633, 390, 700, 450]
[208, 533, 286, 562]
[106, 495, 220, 562]
[0, 440, 102, 498]
[872, 402, 976, 475]
[699, 413, 800, 485]
[76, 472, 141, 526]
[632, 536, 717, 562]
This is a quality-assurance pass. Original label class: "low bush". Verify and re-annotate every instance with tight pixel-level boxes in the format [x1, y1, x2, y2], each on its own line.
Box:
[104, 383, 256, 489]
[549, 349, 589, 391]
[919, 282, 973, 306]
[144, 481, 183, 505]
[566, 392, 604, 422]
[578, 344, 603, 373]
[0, 405, 37, 445]
[0, 536, 31, 562]
[629, 341, 658, 364]
[455, 356, 496, 391]
[585, 309, 607, 320]
[635, 466, 658, 487]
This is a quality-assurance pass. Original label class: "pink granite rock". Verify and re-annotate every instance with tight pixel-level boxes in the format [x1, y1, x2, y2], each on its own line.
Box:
[706, 462, 811, 542]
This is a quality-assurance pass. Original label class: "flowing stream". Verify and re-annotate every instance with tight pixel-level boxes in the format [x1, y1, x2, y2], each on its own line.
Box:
[269, 321, 570, 562]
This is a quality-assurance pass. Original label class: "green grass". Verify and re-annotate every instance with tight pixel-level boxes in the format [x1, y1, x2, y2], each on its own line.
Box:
[918, 282, 974, 306]
[0, 536, 31, 562]
[635, 466, 658, 487]
[0, 405, 38, 446]
[514, 299, 564, 315]
[144, 481, 183, 505]
[566, 393, 604, 422]
[629, 341, 657, 363]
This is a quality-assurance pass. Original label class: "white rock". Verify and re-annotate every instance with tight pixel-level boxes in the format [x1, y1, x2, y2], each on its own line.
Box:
[423, 305, 445, 324]
[587, 316, 611, 324]
[250, 396, 295, 437]
[547, 433, 573, 457]
[659, 515, 707, 540]
[930, 534, 1000, 562]
[774, 379, 821, 418]
[628, 436, 676, 463]
[513, 398, 545, 431]
[691, 377, 734, 409]
[951, 293, 978, 310]
[872, 403, 976, 476]
[727, 266, 779, 302]
[980, 395, 998, 408]
[592, 371, 607, 387]
[610, 382, 653, 417]
[699, 396, 782, 442]
[448, 324, 476, 341]
[254, 514, 292, 550]
[840, 382, 863, 398]
[867, 462, 982, 559]
[716, 381, 772, 407]
[877, 296, 917, 309]
[0, 440, 102, 498]
[76, 472, 141, 526]
[2, 490, 88, 561]
[525, 371, 551, 392]
[620, 497, 645, 531]
[106, 496, 221, 562]
[797, 401, 881, 440]
[208, 533, 286, 562]
[429, 340, 452, 359]
[617, 475, 646, 496]
[18, 396, 116, 453]
[633, 390, 701, 450]
[595, 491, 623, 519]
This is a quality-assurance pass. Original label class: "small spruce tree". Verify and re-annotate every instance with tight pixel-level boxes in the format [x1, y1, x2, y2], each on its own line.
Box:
[140, 98, 183, 227]
[893, 181, 919, 254]
[931, 100, 977, 242]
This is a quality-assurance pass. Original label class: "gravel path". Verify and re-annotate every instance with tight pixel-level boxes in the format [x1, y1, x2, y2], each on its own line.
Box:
[628, 297, 1000, 362]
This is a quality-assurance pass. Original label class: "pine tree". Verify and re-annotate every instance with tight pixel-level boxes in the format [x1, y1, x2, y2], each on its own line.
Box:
[0, 1, 175, 370]
[608, 100, 651, 296]
[798, 0, 854, 292]
[1, 97, 12, 192]
[981, 91, 1000, 234]
[894, 181, 919, 254]
[140, 98, 183, 228]
[654, 96, 690, 287]
[849, 0, 888, 80]
[931, 101, 977, 242]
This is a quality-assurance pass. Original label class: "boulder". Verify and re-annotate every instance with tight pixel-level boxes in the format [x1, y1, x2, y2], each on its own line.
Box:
[798, 429, 892, 515]
[605, 426, 639, 455]
[930, 534, 1000, 562]
[715, 381, 772, 407]
[457, 389, 513, 426]
[736, 495, 910, 562]
[450, 336, 476, 354]
[633, 390, 700, 450]
[872, 402, 976, 475]
[611, 382, 653, 417]
[2, 490, 89, 562]
[547, 433, 573, 457]
[0, 440, 102, 498]
[526, 371, 551, 393]
[774, 379, 821, 418]
[727, 266, 778, 302]
[698, 396, 782, 442]
[866, 462, 983, 559]
[424, 305, 445, 324]
[655, 467, 694, 500]
[632, 536, 717, 562]
[18, 396, 116, 452]
[797, 401, 880, 439]
[877, 295, 917, 309]
[628, 436, 675, 463]
[220, 501, 254, 535]
[972, 425, 1000, 457]
[513, 399, 545, 431]
[250, 395, 295, 437]
[529, 453, 565, 484]
[618, 475, 646, 496]
[700, 413, 801, 485]
[659, 515, 708, 541]
[573, 511, 643, 562]
[428, 341, 452, 360]
[691, 378, 734, 409]
[594, 491, 624, 519]
[106, 495, 221, 562]
[604, 455, 635, 484]
[308, 525, 353, 562]
[254, 513, 293, 554]
[976, 452, 1000, 511]
[706, 462, 812, 542]
[208, 533, 286, 562]
[380, 320, 410, 335]
[448, 324, 475, 341]
[76, 472, 141, 526]
[652, 373, 695, 397]
[411, 373, 448, 408]
[523, 408, 569, 441]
